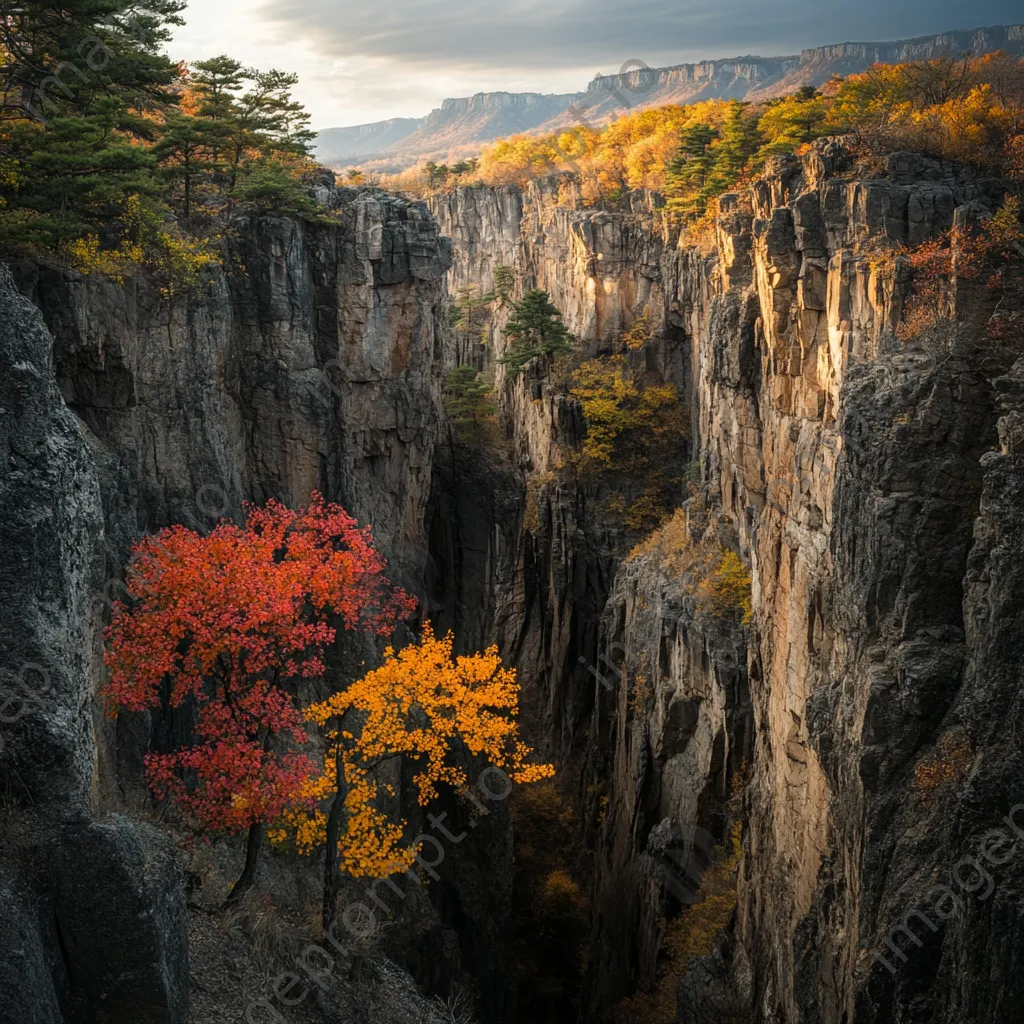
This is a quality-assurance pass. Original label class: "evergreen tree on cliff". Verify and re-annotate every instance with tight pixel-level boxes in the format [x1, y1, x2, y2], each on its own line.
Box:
[0, 0, 185, 122]
[665, 123, 720, 220]
[500, 289, 574, 374]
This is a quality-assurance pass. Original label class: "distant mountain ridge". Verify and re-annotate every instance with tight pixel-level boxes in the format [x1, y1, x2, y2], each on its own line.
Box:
[314, 23, 1024, 167]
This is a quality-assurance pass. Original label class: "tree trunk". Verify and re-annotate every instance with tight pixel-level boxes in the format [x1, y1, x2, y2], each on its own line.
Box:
[321, 745, 349, 932]
[183, 155, 191, 224]
[225, 820, 264, 905]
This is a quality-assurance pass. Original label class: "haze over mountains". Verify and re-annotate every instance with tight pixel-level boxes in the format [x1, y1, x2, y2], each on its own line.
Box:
[314, 22, 1024, 168]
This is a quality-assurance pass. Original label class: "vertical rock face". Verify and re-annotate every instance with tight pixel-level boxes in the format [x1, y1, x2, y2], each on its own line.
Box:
[14, 190, 450, 567]
[430, 142, 1024, 1022]
[429, 181, 689, 770]
[1, 189, 515, 1023]
[0, 266, 189, 1024]
[433, 180, 673, 354]
[694, 147, 1018, 1024]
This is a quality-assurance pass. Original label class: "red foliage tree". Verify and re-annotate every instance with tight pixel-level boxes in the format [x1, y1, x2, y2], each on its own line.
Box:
[104, 492, 414, 900]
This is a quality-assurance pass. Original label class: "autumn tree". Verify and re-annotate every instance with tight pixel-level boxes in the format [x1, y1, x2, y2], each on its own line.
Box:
[571, 355, 689, 528]
[500, 289, 575, 375]
[280, 624, 554, 928]
[621, 307, 653, 350]
[104, 492, 414, 902]
[899, 194, 1024, 338]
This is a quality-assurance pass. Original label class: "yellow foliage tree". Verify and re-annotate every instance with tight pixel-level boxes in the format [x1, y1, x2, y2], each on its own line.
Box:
[621, 307, 653, 350]
[456, 54, 1024, 214]
[697, 550, 754, 624]
[570, 355, 689, 528]
[280, 625, 554, 924]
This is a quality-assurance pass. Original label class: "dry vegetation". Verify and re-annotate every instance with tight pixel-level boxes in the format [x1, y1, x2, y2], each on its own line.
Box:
[567, 342, 690, 531]
[912, 732, 974, 808]
[627, 509, 753, 624]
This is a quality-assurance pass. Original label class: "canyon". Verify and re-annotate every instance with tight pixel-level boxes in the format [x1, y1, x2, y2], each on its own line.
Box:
[2, 136, 1023, 1024]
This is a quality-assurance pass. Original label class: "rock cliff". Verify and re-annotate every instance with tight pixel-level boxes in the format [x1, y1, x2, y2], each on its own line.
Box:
[0, 264, 189, 1024]
[0, 187, 513, 1023]
[4, 135, 1024, 1024]
[430, 141, 1024, 1023]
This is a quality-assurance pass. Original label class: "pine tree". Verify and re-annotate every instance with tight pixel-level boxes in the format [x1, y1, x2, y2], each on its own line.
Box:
[229, 158, 317, 217]
[1, 97, 160, 246]
[500, 289, 574, 375]
[665, 123, 720, 220]
[443, 365, 498, 442]
[708, 100, 758, 193]
[423, 161, 450, 187]
[153, 109, 226, 223]
[451, 283, 494, 345]
[190, 55, 248, 121]
[0, 0, 185, 122]
[493, 264, 516, 306]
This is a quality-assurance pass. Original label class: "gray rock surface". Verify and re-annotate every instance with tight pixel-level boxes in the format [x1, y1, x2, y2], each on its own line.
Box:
[0, 266, 188, 1024]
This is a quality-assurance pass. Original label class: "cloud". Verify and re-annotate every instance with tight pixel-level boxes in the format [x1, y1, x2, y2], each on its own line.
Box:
[256, 0, 1022, 71]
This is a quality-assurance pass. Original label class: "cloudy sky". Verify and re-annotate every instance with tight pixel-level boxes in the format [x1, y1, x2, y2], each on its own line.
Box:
[168, 0, 1021, 130]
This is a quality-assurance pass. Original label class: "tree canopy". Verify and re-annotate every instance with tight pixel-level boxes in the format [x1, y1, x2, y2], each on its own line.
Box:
[384, 54, 1022, 221]
[284, 624, 553, 881]
[500, 289, 575, 374]
[1, 2, 320, 275]
[103, 493, 414, 900]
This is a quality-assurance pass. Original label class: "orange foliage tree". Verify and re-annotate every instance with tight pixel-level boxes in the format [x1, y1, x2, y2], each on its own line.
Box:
[450, 53, 1024, 217]
[278, 624, 554, 927]
[823, 53, 1024, 170]
[104, 492, 414, 901]
[900, 195, 1024, 337]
